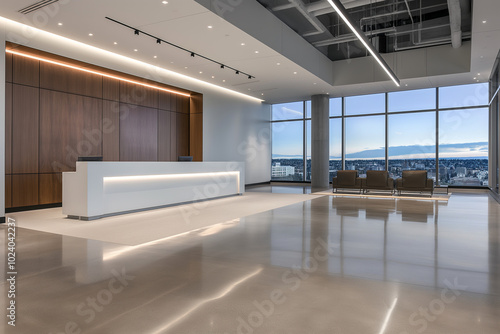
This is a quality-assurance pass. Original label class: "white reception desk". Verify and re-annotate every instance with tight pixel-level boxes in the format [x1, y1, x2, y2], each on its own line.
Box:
[62, 161, 245, 220]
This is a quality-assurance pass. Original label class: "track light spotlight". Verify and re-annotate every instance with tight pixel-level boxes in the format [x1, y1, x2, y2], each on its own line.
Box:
[105, 17, 256, 81]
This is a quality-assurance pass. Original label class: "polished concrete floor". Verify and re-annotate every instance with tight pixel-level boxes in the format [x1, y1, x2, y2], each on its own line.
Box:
[1, 186, 499, 333]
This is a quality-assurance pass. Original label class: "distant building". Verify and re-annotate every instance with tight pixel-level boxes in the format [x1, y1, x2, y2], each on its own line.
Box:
[456, 167, 467, 177]
[451, 177, 480, 186]
[272, 163, 295, 177]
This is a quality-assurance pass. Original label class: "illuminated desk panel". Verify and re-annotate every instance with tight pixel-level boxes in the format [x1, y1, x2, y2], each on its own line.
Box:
[62, 161, 245, 220]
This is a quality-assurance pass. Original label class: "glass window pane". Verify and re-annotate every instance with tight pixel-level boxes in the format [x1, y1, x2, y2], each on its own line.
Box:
[330, 98, 342, 117]
[272, 121, 304, 181]
[345, 93, 385, 115]
[306, 120, 311, 181]
[330, 118, 342, 180]
[439, 108, 489, 186]
[306, 100, 311, 119]
[272, 101, 304, 121]
[345, 115, 385, 176]
[388, 88, 436, 112]
[439, 83, 489, 109]
[388, 112, 436, 181]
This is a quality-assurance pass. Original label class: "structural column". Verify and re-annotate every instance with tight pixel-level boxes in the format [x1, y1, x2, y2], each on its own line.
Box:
[311, 94, 329, 189]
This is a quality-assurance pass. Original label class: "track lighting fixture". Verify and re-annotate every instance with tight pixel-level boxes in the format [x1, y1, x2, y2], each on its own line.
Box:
[106, 17, 255, 80]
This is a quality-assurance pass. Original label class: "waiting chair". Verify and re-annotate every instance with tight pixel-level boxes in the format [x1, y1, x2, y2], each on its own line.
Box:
[364, 171, 394, 194]
[396, 170, 434, 196]
[332, 170, 363, 193]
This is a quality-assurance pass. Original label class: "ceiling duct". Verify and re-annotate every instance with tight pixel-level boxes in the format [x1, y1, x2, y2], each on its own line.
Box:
[447, 0, 462, 48]
[18, 0, 59, 15]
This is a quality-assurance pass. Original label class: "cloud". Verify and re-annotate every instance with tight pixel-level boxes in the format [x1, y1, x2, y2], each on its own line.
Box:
[345, 142, 488, 159]
[273, 142, 488, 160]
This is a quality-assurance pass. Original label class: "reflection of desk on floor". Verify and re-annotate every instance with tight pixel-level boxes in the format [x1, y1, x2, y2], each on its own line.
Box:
[63, 162, 245, 220]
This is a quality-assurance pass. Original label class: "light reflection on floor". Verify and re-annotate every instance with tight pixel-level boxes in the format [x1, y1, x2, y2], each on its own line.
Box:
[1, 185, 499, 334]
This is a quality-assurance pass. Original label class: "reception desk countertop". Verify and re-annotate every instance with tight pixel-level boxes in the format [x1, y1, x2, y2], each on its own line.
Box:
[62, 161, 245, 220]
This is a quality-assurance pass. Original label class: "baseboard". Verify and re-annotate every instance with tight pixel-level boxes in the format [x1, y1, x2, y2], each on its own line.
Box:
[6, 203, 62, 213]
[246, 181, 271, 187]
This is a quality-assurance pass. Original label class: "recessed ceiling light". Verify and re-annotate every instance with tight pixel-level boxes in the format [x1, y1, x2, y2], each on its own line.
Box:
[134, 49, 138, 52]
[89, 33, 93, 36]
[199, 71, 203, 74]
[477, 79, 480, 82]
[261, 93, 264, 96]
[474, 77, 477, 80]
[482, 20, 487, 24]
[211, 76, 215, 78]
[277, 63, 280, 65]
[154, 56, 157, 59]
[293, 71, 297, 74]
[241, 43, 245, 46]
[223, 80, 226, 82]
[248, 88, 251, 91]
[254, 51, 259, 54]
[185, 66, 188, 69]
[208, 25, 213, 29]
[170, 61, 174, 64]
[113, 42, 117, 45]
[313, 83, 317, 85]
[477, 73, 480, 75]
[58, 22, 63, 26]
[162, 1, 168, 4]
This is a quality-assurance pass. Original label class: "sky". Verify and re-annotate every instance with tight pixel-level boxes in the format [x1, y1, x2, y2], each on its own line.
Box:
[272, 83, 489, 159]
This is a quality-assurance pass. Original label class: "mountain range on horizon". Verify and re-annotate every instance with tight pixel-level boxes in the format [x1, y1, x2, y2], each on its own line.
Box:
[273, 142, 488, 159]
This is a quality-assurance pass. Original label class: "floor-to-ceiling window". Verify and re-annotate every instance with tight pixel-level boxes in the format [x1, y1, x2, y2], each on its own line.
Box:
[438, 84, 490, 186]
[388, 88, 437, 180]
[271, 102, 305, 181]
[345, 115, 386, 176]
[271, 83, 490, 187]
[329, 98, 342, 180]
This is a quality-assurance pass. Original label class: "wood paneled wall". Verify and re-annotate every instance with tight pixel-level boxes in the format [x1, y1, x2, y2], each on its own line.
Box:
[5, 45, 203, 209]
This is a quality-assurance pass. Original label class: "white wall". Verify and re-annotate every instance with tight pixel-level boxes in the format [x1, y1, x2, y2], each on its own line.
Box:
[0, 17, 271, 193]
[203, 94, 271, 184]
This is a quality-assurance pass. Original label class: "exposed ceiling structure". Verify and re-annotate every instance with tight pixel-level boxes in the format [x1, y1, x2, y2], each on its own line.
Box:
[256, 0, 472, 61]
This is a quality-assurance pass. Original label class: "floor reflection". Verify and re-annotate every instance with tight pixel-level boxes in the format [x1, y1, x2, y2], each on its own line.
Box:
[1, 187, 499, 334]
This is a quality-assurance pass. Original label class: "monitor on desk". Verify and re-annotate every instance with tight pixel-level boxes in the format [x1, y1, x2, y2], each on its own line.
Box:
[78, 156, 103, 162]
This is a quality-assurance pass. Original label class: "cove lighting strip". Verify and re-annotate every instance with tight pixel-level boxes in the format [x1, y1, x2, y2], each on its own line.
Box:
[103, 171, 241, 193]
[326, 0, 401, 86]
[1, 16, 264, 102]
[6, 49, 192, 97]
